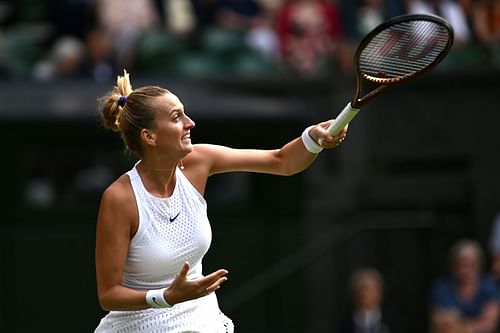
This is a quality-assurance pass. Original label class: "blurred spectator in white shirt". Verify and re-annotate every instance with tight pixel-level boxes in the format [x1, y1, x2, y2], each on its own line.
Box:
[405, 0, 471, 46]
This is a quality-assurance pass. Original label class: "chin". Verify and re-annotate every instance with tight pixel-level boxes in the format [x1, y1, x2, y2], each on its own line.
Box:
[182, 143, 193, 154]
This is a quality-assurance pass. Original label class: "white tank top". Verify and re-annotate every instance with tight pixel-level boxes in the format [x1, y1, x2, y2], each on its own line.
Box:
[94, 164, 233, 333]
[123, 164, 211, 290]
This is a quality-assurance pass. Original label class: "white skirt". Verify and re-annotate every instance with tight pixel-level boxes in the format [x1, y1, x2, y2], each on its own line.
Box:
[94, 293, 234, 333]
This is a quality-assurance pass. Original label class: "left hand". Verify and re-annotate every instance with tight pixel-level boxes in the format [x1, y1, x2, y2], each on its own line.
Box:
[309, 120, 348, 149]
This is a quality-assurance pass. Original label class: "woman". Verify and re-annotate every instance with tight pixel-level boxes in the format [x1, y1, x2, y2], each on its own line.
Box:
[338, 268, 399, 333]
[430, 239, 499, 333]
[94, 70, 347, 332]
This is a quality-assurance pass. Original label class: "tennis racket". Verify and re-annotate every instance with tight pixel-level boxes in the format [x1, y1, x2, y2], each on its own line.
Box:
[323, 14, 454, 140]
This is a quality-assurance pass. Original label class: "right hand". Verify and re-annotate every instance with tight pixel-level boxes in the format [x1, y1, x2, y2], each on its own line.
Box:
[164, 261, 229, 305]
[312, 120, 348, 148]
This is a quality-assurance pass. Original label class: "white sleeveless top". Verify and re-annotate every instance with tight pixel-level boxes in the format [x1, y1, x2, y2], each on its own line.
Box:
[94, 165, 234, 333]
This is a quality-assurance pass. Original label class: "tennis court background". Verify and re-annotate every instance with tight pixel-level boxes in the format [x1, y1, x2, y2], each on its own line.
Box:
[0, 72, 499, 332]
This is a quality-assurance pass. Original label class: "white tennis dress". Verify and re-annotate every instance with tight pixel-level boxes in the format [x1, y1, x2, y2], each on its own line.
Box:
[94, 164, 234, 333]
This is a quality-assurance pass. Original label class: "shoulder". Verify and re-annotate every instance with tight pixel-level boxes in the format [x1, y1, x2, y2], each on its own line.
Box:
[184, 144, 232, 171]
[180, 144, 225, 194]
[191, 143, 228, 155]
[98, 173, 137, 219]
[97, 173, 138, 236]
[101, 173, 134, 205]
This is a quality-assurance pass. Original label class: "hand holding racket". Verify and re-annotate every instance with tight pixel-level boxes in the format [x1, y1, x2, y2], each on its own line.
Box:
[321, 14, 454, 142]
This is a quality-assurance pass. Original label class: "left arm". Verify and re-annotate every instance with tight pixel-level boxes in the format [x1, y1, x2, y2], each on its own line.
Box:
[183, 120, 346, 192]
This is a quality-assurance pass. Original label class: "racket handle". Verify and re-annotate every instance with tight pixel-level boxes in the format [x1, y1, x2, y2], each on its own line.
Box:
[328, 102, 360, 135]
[318, 103, 360, 145]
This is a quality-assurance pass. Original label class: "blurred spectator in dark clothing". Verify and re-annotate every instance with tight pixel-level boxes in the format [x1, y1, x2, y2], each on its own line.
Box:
[79, 26, 116, 82]
[275, 0, 343, 75]
[337, 268, 399, 333]
[405, 0, 471, 46]
[48, 0, 96, 41]
[187, 0, 280, 69]
[215, 0, 264, 30]
[189, 0, 221, 32]
[430, 239, 499, 333]
[188, 0, 266, 34]
[488, 212, 500, 287]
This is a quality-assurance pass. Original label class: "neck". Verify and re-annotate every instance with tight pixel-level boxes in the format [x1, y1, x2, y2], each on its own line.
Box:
[136, 159, 180, 197]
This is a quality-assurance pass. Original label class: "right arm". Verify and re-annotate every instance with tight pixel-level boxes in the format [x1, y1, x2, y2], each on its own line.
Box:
[95, 177, 149, 311]
[95, 176, 228, 311]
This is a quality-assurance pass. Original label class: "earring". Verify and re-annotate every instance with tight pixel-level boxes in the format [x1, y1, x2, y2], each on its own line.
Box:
[179, 160, 185, 170]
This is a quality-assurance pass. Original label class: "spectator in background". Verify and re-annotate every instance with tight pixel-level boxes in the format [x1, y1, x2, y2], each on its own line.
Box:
[337, 268, 399, 333]
[275, 0, 343, 75]
[405, 0, 471, 47]
[213, 0, 265, 30]
[95, 0, 160, 71]
[356, 0, 385, 38]
[245, 1, 281, 61]
[467, 0, 500, 48]
[488, 212, 500, 287]
[32, 36, 86, 81]
[80, 26, 116, 82]
[214, 0, 280, 60]
[430, 239, 499, 333]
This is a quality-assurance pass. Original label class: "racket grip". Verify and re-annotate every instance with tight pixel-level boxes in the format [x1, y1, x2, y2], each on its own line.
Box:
[327, 102, 360, 135]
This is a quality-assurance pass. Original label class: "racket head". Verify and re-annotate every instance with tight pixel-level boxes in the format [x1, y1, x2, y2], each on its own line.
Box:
[353, 14, 454, 105]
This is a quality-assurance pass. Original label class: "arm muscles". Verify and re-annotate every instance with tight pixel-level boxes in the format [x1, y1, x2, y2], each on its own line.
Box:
[193, 138, 318, 177]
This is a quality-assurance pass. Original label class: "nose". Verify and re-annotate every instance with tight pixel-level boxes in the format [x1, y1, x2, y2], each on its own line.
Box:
[184, 115, 195, 129]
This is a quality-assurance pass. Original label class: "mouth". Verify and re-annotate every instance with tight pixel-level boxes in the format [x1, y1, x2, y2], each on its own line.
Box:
[182, 132, 191, 141]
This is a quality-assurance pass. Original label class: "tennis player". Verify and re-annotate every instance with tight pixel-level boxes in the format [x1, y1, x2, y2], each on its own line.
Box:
[93, 70, 347, 332]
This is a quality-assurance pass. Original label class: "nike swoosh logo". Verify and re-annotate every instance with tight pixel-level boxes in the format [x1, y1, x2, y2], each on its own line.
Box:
[152, 296, 162, 306]
[169, 212, 180, 222]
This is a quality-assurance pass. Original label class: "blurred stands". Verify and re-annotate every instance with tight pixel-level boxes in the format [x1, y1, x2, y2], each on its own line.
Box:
[0, 0, 499, 81]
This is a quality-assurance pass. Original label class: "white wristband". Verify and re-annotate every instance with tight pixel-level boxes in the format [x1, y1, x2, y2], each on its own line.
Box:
[145, 288, 172, 308]
[301, 125, 323, 154]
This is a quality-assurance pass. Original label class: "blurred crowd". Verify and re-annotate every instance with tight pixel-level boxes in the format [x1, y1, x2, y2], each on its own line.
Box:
[0, 0, 499, 81]
[342, 236, 500, 333]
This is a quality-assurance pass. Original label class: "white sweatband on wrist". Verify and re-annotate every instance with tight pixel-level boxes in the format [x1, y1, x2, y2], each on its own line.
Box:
[145, 288, 172, 308]
[301, 125, 323, 153]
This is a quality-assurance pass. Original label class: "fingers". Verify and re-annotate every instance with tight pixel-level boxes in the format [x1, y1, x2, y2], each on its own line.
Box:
[206, 276, 228, 293]
[202, 269, 228, 288]
[179, 261, 190, 278]
[318, 123, 348, 148]
[197, 269, 229, 295]
[168, 266, 229, 305]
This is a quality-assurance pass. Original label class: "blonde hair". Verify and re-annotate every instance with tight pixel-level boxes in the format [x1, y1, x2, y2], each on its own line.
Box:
[99, 70, 169, 156]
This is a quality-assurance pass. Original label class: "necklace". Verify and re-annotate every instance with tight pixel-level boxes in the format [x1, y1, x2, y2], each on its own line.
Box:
[149, 160, 184, 172]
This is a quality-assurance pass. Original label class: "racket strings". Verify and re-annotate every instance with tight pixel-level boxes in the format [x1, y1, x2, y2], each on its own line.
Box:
[359, 20, 450, 81]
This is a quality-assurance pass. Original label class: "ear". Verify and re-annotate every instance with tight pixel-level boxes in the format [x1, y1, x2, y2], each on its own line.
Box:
[140, 129, 157, 146]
